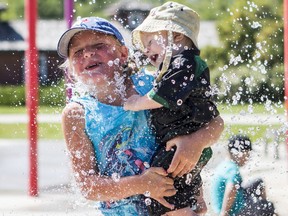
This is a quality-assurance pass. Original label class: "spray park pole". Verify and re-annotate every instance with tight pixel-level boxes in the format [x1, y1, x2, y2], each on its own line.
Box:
[285, 0, 288, 158]
[65, 0, 74, 28]
[25, 0, 38, 196]
[64, 0, 74, 100]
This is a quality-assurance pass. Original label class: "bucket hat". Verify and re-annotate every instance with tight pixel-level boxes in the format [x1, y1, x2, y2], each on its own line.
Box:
[132, 1, 200, 50]
[57, 17, 125, 58]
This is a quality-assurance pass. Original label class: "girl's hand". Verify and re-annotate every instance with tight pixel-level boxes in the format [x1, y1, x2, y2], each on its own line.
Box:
[166, 134, 202, 177]
[139, 167, 176, 210]
[166, 116, 224, 177]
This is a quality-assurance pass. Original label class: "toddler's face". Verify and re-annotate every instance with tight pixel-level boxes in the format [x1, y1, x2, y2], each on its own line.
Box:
[140, 31, 168, 68]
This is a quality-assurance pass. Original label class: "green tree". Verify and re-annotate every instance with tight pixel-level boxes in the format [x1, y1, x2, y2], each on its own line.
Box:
[38, 0, 63, 19]
[217, 0, 283, 69]
[209, 0, 284, 103]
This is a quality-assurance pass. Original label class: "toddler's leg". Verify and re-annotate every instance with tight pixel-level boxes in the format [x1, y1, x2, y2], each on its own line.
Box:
[163, 207, 198, 216]
[193, 186, 207, 215]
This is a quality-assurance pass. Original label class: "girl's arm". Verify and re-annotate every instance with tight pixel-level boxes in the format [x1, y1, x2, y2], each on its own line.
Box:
[166, 115, 224, 177]
[62, 103, 175, 208]
[124, 94, 162, 111]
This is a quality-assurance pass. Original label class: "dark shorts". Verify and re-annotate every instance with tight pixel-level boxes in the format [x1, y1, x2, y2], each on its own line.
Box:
[236, 179, 276, 216]
[147, 146, 212, 216]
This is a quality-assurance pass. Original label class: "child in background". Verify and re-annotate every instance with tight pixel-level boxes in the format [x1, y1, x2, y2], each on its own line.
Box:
[124, 1, 220, 216]
[211, 134, 277, 216]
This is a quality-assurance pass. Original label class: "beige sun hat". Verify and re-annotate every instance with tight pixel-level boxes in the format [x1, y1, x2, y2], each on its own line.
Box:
[132, 1, 200, 50]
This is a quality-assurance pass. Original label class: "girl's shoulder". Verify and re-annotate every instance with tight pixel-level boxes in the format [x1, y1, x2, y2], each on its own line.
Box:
[62, 102, 85, 121]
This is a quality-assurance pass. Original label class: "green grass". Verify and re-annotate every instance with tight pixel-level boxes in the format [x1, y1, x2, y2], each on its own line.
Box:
[221, 124, 284, 143]
[0, 104, 285, 140]
[0, 105, 63, 114]
[0, 123, 63, 139]
[0, 103, 284, 115]
[217, 103, 285, 115]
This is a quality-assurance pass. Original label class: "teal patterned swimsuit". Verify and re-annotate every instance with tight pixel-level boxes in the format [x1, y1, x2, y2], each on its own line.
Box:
[72, 71, 157, 215]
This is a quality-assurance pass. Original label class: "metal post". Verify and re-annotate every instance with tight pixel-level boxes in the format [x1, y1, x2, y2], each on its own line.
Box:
[64, 0, 74, 101]
[25, 0, 38, 196]
[285, 0, 288, 157]
[65, 0, 74, 28]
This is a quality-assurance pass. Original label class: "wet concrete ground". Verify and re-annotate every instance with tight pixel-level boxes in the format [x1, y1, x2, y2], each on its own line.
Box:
[0, 138, 287, 215]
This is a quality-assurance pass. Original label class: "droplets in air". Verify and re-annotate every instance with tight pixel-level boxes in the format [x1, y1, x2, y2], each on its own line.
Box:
[114, 58, 120, 66]
[201, 78, 207, 85]
[144, 191, 151, 197]
[138, 80, 145, 87]
[88, 0, 96, 5]
[143, 162, 150, 169]
[185, 173, 192, 185]
[114, 71, 127, 99]
[111, 173, 120, 182]
[145, 198, 152, 206]
[75, 150, 82, 159]
[251, 21, 262, 29]
[190, 74, 194, 81]
[177, 99, 183, 106]
[229, 54, 243, 66]
[107, 60, 113, 67]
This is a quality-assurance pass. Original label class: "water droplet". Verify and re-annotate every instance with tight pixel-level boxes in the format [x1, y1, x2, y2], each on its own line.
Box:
[111, 173, 120, 182]
[138, 80, 145, 86]
[113, 58, 120, 66]
[145, 198, 152, 206]
[143, 162, 150, 168]
[144, 191, 151, 197]
[107, 60, 113, 67]
[185, 173, 192, 185]
[190, 74, 194, 81]
[201, 78, 207, 84]
[75, 150, 81, 159]
[177, 99, 183, 106]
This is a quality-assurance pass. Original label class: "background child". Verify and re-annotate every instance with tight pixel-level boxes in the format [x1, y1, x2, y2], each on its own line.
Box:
[124, 1, 220, 215]
[210, 134, 277, 216]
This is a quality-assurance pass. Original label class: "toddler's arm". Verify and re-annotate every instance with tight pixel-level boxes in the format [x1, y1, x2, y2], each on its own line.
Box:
[124, 94, 162, 111]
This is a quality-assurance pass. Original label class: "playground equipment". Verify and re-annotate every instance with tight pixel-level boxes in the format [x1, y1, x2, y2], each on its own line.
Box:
[25, 0, 73, 196]
[285, 0, 288, 158]
[25, 0, 38, 197]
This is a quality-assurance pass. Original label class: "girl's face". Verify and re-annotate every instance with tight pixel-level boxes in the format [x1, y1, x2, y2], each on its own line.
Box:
[68, 30, 128, 88]
[140, 31, 168, 68]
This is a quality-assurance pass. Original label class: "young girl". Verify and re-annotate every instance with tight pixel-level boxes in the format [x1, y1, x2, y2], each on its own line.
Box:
[58, 16, 223, 215]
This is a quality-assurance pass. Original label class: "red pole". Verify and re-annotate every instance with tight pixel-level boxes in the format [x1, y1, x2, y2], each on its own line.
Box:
[25, 0, 38, 196]
[284, 0, 288, 162]
[285, 0, 288, 107]
[64, 0, 74, 101]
